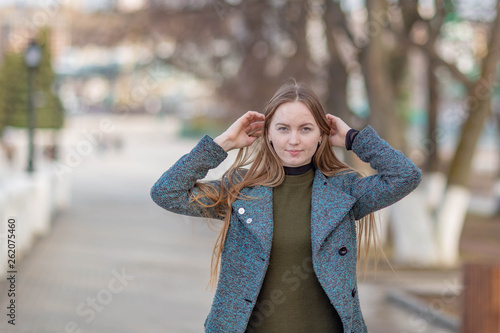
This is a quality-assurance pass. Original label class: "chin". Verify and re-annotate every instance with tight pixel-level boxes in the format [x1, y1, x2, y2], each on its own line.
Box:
[283, 160, 307, 167]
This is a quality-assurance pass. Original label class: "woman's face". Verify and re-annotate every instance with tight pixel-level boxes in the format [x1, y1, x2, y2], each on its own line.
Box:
[268, 101, 322, 167]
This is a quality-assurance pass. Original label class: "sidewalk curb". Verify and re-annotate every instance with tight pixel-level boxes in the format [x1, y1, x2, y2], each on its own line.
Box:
[386, 289, 459, 332]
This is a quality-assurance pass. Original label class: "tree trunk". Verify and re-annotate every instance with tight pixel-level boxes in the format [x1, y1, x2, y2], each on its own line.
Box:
[447, 0, 500, 187]
[426, 57, 440, 172]
[391, 189, 437, 265]
[220, 0, 314, 114]
[323, 0, 350, 121]
[360, 0, 403, 148]
[391, 1, 500, 268]
[280, 1, 313, 84]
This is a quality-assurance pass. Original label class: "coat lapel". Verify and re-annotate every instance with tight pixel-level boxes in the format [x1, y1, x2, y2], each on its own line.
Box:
[232, 170, 356, 257]
[311, 169, 357, 255]
[232, 186, 274, 255]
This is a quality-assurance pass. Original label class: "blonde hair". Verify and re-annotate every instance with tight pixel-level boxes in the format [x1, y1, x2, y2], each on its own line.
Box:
[191, 80, 377, 289]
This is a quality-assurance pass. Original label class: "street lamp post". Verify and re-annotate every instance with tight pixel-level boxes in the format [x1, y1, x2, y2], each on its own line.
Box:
[24, 40, 42, 173]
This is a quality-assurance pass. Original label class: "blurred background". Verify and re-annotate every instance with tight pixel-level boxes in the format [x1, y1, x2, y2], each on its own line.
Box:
[0, 0, 499, 332]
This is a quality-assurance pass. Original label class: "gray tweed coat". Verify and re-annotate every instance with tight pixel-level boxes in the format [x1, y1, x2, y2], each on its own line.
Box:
[150, 126, 422, 332]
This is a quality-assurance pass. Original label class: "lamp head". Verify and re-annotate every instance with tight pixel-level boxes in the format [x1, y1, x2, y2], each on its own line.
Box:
[24, 40, 42, 69]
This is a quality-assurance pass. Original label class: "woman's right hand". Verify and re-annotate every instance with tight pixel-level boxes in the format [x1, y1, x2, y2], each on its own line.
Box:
[214, 111, 265, 152]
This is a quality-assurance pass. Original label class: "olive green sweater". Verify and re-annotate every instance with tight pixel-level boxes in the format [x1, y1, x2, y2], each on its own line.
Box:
[246, 168, 343, 332]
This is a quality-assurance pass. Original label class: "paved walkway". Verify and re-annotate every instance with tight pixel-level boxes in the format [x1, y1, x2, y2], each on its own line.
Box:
[0, 115, 458, 332]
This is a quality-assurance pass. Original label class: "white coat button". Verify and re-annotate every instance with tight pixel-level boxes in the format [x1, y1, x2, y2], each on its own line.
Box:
[238, 207, 245, 215]
[246, 218, 253, 224]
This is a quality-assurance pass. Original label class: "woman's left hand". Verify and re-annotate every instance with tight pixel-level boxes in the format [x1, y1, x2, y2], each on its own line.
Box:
[326, 114, 351, 148]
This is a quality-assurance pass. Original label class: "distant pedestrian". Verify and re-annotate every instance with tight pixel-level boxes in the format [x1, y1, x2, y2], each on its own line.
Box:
[151, 81, 421, 332]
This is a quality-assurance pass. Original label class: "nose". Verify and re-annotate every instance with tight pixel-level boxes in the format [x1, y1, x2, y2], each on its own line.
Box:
[289, 131, 300, 145]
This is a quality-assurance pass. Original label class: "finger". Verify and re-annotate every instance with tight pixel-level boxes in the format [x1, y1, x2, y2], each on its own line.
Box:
[248, 110, 265, 116]
[326, 114, 334, 124]
[329, 123, 337, 136]
[248, 128, 263, 137]
[246, 119, 264, 128]
[250, 120, 265, 128]
[329, 117, 338, 131]
[245, 110, 265, 120]
[326, 116, 334, 130]
[240, 112, 264, 127]
[327, 114, 340, 125]
[246, 121, 263, 132]
[247, 135, 260, 145]
[246, 121, 264, 136]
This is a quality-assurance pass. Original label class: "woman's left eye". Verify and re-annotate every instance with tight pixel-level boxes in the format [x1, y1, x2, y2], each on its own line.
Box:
[302, 127, 311, 132]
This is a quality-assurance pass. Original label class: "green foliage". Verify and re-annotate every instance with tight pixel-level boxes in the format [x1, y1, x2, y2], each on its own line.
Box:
[0, 52, 27, 132]
[443, 0, 458, 22]
[180, 115, 229, 139]
[0, 28, 64, 133]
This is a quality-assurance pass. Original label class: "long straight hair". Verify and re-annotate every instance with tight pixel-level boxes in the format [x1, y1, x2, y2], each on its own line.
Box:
[191, 81, 377, 289]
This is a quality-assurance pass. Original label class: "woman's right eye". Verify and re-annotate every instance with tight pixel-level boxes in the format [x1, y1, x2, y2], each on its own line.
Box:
[278, 127, 287, 131]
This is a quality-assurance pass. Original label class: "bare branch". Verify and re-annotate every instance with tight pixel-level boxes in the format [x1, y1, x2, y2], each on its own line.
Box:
[395, 29, 472, 87]
[427, 0, 446, 43]
[426, 45, 472, 86]
[325, 0, 357, 47]
[477, 0, 500, 88]
[399, 0, 422, 33]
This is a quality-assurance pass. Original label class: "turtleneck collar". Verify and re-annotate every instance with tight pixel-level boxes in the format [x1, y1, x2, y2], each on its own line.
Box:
[283, 161, 314, 175]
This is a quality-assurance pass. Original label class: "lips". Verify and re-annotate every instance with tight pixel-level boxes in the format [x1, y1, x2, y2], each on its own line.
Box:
[286, 150, 302, 156]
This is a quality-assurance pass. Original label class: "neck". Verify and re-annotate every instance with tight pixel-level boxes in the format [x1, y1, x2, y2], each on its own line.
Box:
[283, 161, 314, 175]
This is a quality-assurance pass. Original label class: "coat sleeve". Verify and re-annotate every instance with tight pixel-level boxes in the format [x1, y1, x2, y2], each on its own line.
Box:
[347, 126, 422, 220]
[150, 135, 228, 220]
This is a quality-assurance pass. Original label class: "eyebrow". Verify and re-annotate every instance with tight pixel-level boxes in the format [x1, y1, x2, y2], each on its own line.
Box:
[275, 122, 315, 127]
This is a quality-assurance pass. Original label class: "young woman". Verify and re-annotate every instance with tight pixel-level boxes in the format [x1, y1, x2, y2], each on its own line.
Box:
[151, 81, 421, 332]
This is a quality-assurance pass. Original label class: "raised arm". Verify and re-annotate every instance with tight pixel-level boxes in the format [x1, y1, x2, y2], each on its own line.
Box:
[150, 135, 228, 219]
[150, 111, 265, 219]
[326, 114, 421, 219]
[346, 126, 422, 220]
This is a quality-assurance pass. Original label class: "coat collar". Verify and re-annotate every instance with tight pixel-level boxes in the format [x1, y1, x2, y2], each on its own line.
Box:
[310, 169, 357, 254]
[232, 169, 357, 256]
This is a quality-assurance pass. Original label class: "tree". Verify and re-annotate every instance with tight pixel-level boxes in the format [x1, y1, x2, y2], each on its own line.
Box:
[67, 0, 500, 266]
[144, 0, 316, 114]
[0, 28, 64, 131]
[318, 0, 500, 266]
[391, 0, 500, 266]
[0, 52, 28, 133]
